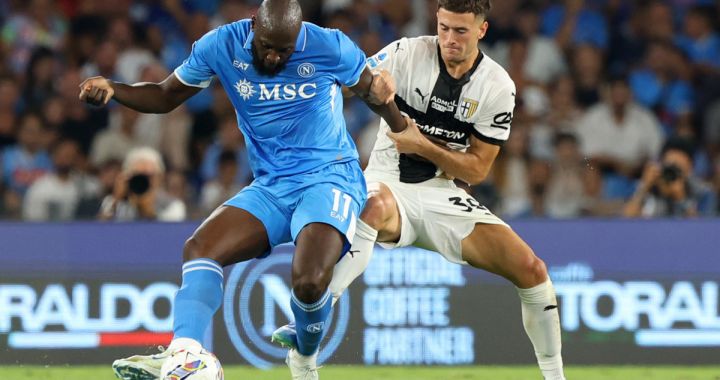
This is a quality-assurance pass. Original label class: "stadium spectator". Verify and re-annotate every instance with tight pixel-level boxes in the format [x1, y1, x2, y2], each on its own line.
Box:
[199, 115, 250, 186]
[492, 124, 533, 218]
[570, 44, 604, 108]
[21, 47, 58, 111]
[492, 3, 567, 86]
[676, 5, 720, 70]
[1, 112, 53, 218]
[199, 150, 246, 216]
[529, 75, 583, 160]
[540, 0, 608, 50]
[629, 40, 695, 133]
[541, 132, 592, 218]
[89, 106, 142, 167]
[98, 147, 185, 221]
[576, 75, 664, 202]
[1, 0, 67, 74]
[624, 138, 716, 218]
[22, 138, 99, 221]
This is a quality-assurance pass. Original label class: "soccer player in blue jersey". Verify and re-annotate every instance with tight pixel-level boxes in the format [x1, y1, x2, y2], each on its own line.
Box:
[79, 1, 408, 379]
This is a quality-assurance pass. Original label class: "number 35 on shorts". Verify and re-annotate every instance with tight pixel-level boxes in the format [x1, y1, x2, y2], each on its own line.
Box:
[448, 196, 491, 214]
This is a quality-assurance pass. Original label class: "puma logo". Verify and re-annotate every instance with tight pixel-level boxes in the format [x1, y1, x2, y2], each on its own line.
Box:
[395, 42, 403, 53]
[348, 250, 360, 258]
[415, 88, 428, 102]
[544, 305, 558, 311]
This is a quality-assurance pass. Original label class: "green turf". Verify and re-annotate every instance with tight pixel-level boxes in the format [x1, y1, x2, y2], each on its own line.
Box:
[2, 365, 720, 380]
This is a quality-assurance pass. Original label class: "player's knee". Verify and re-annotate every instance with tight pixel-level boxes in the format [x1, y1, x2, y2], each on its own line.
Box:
[360, 192, 394, 230]
[523, 254, 548, 287]
[182, 235, 217, 263]
[513, 249, 548, 288]
[292, 273, 329, 304]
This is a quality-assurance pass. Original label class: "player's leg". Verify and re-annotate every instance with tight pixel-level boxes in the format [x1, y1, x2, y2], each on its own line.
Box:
[114, 188, 281, 380]
[172, 205, 270, 346]
[328, 182, 401, 304]
[290, 222, 346, 355]
[460, 224, 564, 380]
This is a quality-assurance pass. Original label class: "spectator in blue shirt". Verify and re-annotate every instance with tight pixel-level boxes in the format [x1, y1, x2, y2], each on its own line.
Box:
[541, 0, 608, 50]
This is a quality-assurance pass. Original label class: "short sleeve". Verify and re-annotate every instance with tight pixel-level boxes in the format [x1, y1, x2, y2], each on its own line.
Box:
[334, 31, 367, 87]
[365, 38, 408, 77]
[472, 81, 516, 146]
[174, 29, 218, 88]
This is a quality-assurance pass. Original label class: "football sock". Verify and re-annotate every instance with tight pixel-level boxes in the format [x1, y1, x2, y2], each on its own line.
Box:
[173, 258, 224, 344]
[329, 219, 378, 306]
[291, 288, 332, 356]
[517, 279, 565, 380]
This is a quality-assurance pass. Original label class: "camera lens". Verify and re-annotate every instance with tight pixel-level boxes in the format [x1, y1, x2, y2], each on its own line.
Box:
[660, 164, 682, 183]
[127, 174, 151, 195]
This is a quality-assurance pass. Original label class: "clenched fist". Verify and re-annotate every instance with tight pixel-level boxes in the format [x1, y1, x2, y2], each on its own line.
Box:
[367, 69, 396, 105]
[78, 76, 114, 106]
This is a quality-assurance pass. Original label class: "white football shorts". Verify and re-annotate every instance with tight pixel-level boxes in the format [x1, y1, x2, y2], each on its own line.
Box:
[364, 174, 508, 265]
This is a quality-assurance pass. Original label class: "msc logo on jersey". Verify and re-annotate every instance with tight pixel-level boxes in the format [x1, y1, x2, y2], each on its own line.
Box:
[259, 83, 317, 100]
[234, 79, 256, 100]
[234, 80, 318, 101]
[297, 63, 315, 78]
[459, 98, 479, 118]
[224, 247, 350, 369]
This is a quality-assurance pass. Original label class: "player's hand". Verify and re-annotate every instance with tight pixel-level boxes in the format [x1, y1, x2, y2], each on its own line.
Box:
[367, 69, 395, 105]
[79, 76, 114, 106]
[387, 117, 429, 155]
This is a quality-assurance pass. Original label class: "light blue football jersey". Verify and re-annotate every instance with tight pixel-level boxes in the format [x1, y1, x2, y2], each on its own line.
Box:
[174, 20, 366, 180]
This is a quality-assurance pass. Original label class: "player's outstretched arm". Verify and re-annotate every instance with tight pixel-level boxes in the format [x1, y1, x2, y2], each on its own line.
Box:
[349, 67, 407, 133]
[78, 74, 201, 114]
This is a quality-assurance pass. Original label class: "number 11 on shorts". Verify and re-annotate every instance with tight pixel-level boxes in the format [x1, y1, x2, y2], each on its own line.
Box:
[331, 188, 352, 222]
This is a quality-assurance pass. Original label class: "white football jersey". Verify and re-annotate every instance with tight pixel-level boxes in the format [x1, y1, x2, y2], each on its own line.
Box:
[365, 36, 516, 184]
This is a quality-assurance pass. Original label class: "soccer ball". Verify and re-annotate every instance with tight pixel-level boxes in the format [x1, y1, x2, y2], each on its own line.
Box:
[160, 347, 224, 380]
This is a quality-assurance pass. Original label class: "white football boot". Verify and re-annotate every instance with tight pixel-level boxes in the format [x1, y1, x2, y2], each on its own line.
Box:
[285, 348, 320, 380]
[112, 338, 200, 380]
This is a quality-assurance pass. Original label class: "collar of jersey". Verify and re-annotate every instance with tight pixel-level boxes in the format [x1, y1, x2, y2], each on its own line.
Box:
[243, 22, 308, 52]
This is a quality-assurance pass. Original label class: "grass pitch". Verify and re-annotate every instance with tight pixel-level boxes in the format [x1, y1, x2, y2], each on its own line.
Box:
[2, 365, 720, 380]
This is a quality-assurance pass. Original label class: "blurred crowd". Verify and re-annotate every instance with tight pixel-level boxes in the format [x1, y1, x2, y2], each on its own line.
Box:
[1, 0, 719, 221]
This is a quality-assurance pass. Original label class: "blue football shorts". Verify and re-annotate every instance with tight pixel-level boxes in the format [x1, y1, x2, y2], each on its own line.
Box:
[224, 161, 366, 257]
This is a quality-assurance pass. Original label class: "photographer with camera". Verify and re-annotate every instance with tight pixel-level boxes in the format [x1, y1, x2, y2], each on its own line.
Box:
[98, 147, 185, 221]
[623, 138, 716, 218]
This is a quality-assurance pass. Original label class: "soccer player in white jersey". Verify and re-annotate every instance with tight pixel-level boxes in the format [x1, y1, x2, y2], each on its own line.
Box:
[273, 1, 566, 379]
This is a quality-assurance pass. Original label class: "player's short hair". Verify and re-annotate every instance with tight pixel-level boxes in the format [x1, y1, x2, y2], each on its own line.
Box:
[437, 0, 492, 19]
[123, 147, 165, 174]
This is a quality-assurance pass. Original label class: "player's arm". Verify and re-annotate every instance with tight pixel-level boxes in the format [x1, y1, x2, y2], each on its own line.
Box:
[349, 67, 407, 133]
[388, 125, 499, 185]
[78, 74, 201, 113]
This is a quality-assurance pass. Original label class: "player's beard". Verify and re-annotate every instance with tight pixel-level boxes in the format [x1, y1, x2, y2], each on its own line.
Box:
[251, 43, 287, 77]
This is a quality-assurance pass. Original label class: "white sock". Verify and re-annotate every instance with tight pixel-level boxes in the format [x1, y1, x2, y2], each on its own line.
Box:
[516, 279, 565, 380]
[329, 219, 378, 306]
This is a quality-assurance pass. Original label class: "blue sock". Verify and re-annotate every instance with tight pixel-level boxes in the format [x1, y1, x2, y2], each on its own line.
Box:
[173, 258, 224, 343]
[290, 289, 331, 356]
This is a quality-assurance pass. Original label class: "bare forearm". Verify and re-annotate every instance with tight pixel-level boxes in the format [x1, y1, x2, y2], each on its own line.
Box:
[111, 82, 180, 114]
[417, 142, 489, 185]
[366, 101, 406, 133]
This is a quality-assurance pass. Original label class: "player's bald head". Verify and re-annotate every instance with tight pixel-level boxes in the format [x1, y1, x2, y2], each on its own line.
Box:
[256, 0, 303, 36]
[251, 0, 303, 76]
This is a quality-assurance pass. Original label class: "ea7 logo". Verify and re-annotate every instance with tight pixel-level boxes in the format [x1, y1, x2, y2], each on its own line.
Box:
[233, 60, 249, 70]
[491, 112, 513, 130]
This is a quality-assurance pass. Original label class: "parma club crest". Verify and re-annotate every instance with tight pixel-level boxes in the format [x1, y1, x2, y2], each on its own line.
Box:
[459, 98, 479, 118]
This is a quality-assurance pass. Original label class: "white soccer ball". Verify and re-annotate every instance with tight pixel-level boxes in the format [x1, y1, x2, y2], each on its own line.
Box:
[160, 347, 224, 380]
